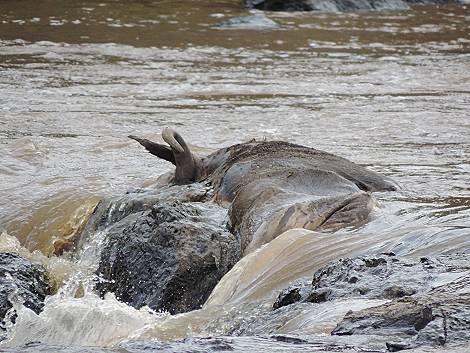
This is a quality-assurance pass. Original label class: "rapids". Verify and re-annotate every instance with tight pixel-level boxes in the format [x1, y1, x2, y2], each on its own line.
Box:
[0, 0, 469, 352]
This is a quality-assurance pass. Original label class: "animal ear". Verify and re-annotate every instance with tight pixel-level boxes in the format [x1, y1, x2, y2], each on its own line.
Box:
[128, 135, 176, 165]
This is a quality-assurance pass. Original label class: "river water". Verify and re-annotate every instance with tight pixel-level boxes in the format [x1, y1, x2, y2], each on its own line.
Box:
[0, 0, 469, 352]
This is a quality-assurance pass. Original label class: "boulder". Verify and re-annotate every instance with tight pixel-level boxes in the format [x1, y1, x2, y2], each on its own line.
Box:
[95, 199, 240, 314]
[72, 183, 213, 254]
[269, 253, 470, 351]
[0, 252, 51, 339]
[274, 253, 470, 307]
[244, 0, 459, 12]
[332, 276, 470, 351]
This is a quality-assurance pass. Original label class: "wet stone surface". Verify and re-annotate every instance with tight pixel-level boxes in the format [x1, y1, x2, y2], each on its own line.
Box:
[95, 196, 240, 314]
[272, 253, 470, 351]
[0, 252, 51, 339]
[245, 0, 458, 12]
[74, 183, 214, 252]
[333, 275, 470, 351]
[275, 253, 470, 307]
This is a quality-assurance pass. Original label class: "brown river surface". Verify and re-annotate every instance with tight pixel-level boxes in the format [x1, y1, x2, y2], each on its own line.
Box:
[0, 0, 470, 352]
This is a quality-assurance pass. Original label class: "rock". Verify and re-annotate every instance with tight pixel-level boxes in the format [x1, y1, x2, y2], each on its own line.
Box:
[95, 200, 240, 314]
[75, 183, 213, 253]
[245, 0, 316, 11]
[245, 0, 459, 12]
[215, 14, 278, 29]
[272, 281, 311, 310]
[0, 252, 51, 338]
[332, 276, 470, 350]
[270, 253, 470, 350]
[274, 253, 470, 308]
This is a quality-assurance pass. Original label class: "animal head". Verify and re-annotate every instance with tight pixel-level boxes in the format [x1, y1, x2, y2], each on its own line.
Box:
[129, 128, 201, 184]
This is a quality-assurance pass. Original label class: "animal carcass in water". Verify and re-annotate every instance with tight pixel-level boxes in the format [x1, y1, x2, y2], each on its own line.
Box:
[130, 128, 396, 254]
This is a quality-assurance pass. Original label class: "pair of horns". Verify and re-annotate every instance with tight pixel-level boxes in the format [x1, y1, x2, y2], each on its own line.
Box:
[161, 128, 185, 154]
[129, 128, 201, 184]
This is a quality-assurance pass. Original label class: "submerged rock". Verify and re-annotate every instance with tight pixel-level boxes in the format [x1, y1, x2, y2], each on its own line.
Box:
[245, 0, 459, 12]
[215, 14, 279, 29]
[120, 334, 385, 352]
[0, 252, 51, 339]
[95, 199, 240, 314]
[273, 281, 311, 310]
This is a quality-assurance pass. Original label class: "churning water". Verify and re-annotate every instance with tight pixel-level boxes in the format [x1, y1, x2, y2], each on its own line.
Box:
[0, 0, 469, 351]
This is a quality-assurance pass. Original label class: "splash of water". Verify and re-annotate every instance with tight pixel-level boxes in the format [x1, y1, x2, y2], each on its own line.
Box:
[2, 293, 159, 347]
[0, 230, 76, 291]
[1, 218, 470, 347]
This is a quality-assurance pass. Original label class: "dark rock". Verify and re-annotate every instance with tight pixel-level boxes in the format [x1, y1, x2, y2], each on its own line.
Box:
[362, 257, 387, 267]
[332, 299, 434, 336]
[0, 252, 51, 338]
[274, 255, 424, 309]
[273, 280, 312, 310]
[382, 285, 416, 299]
[245, 0, 316, 11]
[270, 335, 308, 344]
[75, 183, 213, 252]
[275, 253, 470, 309]
[267, 253, 470, 350]
[95, 200, 240, 314]
[307, 254, 446, 302]
[273, 286, 302, 310]
[305, 288, 332, 303]
[245, 0, 459, 12]
[332, 276, 470, 350]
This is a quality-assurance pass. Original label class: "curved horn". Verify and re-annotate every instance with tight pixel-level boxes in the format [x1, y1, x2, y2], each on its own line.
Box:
[129, 128, 201, 184]
[128, 135, 175, 164]
[162, 128, 185, 153]
[163, 128, 202, 184]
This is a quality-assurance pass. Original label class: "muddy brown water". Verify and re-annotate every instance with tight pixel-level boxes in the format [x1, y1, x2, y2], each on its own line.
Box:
[0, 0, 469, 351]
